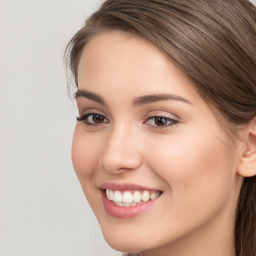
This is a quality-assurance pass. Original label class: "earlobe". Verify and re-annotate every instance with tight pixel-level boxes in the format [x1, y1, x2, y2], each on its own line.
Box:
[238, 117, 256, 177]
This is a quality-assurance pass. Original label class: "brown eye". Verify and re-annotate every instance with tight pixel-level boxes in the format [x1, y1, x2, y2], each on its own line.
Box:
[145, 116, 178, 128]
[154, 117, 169, 126]
[92, 114, 105, 123]
[76, 113, 109, 125]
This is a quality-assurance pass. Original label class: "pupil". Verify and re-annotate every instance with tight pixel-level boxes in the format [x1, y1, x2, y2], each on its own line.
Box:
[93, 115, 104, 123]
[155, 117, 167, 126]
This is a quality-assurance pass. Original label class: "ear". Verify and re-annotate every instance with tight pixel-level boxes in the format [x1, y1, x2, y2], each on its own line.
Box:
[237, 118, 256, 177]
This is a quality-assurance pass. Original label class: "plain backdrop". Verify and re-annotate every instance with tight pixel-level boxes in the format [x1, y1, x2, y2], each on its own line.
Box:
[1, 0, 256, 256]
[0, 0, 118, 255]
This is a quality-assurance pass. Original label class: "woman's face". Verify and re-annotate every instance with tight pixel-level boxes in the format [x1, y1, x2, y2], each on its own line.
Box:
[72, 31, 244, 255]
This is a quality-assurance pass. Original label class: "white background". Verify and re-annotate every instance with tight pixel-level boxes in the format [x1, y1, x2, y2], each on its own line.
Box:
[1, 0, 256, 256]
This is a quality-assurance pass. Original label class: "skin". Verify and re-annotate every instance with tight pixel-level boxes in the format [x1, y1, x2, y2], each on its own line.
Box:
[72, 31, 246, 256]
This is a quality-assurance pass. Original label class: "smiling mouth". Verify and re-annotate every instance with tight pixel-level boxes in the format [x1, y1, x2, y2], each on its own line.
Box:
[105, 189, 162, 207]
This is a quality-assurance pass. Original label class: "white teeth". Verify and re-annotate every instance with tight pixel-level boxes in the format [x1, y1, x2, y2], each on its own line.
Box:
[156, 191, 161, 197]
[109, 189, 114, 200]
[123, 191, 133, 204]
[133, 191, 142, 203]
[113, 191, 122, 203]
[106, 189, 110, 198]
[142, 191, 150, 202]
[106, 189, 114, 200]
[105, 189, 161, 206]
[150, 191, 156, 200]
[150, 191, 160, 200]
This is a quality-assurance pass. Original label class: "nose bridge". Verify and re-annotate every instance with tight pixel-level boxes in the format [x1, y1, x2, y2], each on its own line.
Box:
[100, 120, 141, 173]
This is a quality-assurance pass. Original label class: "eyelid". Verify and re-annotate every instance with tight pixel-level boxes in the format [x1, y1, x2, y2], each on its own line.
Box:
[145, 116, 178, 126]
[77, 107, 107, 118]
[144, 110, 179, 121]
[77, 104, 111, 119]
[76, 111, 109, 126]
[143, 112, 179, 129]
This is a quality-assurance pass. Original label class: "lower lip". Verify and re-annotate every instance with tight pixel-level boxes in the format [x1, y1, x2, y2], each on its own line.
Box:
[102, 191, 160, 218]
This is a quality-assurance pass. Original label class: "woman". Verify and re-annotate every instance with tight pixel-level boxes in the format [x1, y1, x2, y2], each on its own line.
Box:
[65, 0, 256, 255]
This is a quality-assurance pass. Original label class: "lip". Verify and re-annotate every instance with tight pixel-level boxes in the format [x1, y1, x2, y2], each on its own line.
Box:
[100, 182, 162, 218]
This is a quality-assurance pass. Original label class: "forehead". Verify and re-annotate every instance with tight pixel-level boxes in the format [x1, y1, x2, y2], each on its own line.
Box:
[78, 31, 169, 79]
[77, 31, 200, 103]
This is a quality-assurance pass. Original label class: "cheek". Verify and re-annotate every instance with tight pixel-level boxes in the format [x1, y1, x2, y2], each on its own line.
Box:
[71, 126, 101, 181]
[140, 129, 238, 242]
[146, 128, 234, 207]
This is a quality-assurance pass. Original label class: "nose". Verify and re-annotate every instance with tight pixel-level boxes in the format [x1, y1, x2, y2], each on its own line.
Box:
[100, 124, 142, 174]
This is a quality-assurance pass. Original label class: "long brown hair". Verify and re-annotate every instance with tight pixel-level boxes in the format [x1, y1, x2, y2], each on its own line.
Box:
[65, 1, 256, 255]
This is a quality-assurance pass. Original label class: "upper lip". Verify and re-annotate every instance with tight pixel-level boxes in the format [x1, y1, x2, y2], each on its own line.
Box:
[99, 182, 162, 192]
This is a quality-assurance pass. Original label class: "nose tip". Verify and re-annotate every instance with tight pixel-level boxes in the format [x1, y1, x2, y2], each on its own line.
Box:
[101, 153, 142, 174]
[100, 131, 142, 174]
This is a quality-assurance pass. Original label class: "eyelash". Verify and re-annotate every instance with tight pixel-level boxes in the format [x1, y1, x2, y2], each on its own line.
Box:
[76, 113, 178, 129]
[144, 116, 178, 129]
[76, 113, 109, 126]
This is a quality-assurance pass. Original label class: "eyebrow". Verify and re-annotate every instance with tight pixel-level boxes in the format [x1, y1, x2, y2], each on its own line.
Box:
[74, 89, 192, 106]
[133, 94, 192, 106]
[74, 89, 106, 106]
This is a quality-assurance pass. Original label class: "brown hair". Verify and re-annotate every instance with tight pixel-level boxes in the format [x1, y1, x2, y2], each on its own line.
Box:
[65, 1, 256, 255]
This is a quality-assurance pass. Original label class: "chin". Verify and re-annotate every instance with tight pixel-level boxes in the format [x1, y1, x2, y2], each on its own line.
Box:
[105, 238, 144, 254]
[100, 223, 149, 253]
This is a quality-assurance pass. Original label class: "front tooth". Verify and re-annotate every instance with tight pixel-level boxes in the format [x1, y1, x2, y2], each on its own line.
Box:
[113, 191, 122, 203]
[123, 191, 133, 204]
[142, 191, 150, 202]
[133, 191, 142, 203]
